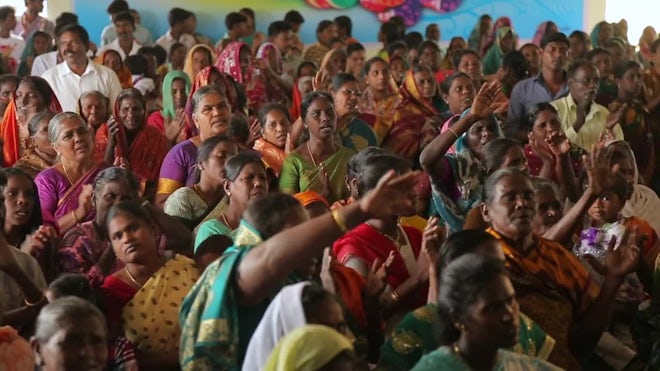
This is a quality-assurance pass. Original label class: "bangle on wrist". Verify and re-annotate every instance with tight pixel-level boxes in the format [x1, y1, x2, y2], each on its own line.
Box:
[447, 127, 459, 139]
[331, 209, 348, 234]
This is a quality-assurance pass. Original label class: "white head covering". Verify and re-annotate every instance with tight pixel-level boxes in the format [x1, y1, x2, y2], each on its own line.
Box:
[242, 282, 310, 371]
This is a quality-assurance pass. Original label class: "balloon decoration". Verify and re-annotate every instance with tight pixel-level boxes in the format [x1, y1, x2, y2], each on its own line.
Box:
[305, 0, 463, 25]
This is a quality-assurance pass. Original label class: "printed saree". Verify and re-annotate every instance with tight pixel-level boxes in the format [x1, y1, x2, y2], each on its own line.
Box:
[412, 347, 561, 371]
[216, 41, 251, 85]
[253, 138, 286, 177]
[335, 115, 378, 152]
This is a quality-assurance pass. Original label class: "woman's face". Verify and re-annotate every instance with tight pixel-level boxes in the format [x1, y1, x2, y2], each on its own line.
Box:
[531, 109, 562, 145]
[346, 50, 366, 76]
[333, 81, 361, 117]
[329, 52, 347, 76]
[15, 81, 46, 116]
[366, 60, 390, 92]
[466, 119, 497, 159]
[108, 211, 158, 264]
[414, 70, 436, 99]
[533, 188, 562, 231]
[588, 191, 624, 224]
[33, 35, 51, 56]
[592, 53, 613, 78]
[299, 64, 317, 78]
[458, 54, 483, 84]
[53, 117, 93, 163]
[461, 273, 519, 350]
[192, 49, 211, 77]
[448, 37, 466, 53]
[226, 163, 268, 206]
[305, 97, 337, 140]
[171, 78, 187, 110]
[200, 141, 238, 184]
[420, 46, 439, 71]
[171, 46, 187, 68]
[34, 315, 108, 371]
[3, 174, 35, 228]
[33, 117, 55, 155]
[444, 75, 475, 114]
[118, 96, 145, 132]
[599, 23, 613, 44]
[569, 36, 586, 59]
[262, 109, 292, 148]
[193, 92, 232, 140]
[498, 145, 528, 173]
[500, 32, 514, 53]
[521, 46, 540, 73]
[102, 52, 122, 72]
[80, 94, 108, 130]
[390, 59, 407, 84]
[482, 174, 536, 240]
[93, 181, 137, 228]
[239, 47, 251, 78]
[618, 66, 643, 95]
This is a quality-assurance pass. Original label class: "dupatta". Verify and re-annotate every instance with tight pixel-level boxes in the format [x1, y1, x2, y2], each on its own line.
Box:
[247, 42, 289, 111]
[216, 41, 251, 84]
[183, 44, 216, 84]
[95, 50, 133, 89]
[1, 78, 61, 166]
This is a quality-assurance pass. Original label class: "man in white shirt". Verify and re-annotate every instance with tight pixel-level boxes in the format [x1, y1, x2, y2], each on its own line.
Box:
[551, 59, 624, 151]
[156, 8, 197, 57]
[100, 1, 153, 46]
[42, 24, 121, 112]
[0, 6, 25, 74]
[97, 11, 141, 60]
[13, 0, 54, 40]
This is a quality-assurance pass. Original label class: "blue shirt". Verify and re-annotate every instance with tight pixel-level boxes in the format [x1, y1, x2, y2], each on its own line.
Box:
[506, 73, 569, 135]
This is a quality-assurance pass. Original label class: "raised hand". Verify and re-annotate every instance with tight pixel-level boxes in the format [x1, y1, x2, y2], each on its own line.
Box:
[246, 118, 262, 146]
[76, 184, 93, 220]
[20, 225, 57, 258]
[470, 80, 502, 120]
[583, 145, 613, 196]
[421, 217, 444, 267]
[605, 226, 640, 278]
[164, 108, 186, 144]
[545, 130, 572, 157]
[318, 163, 331, 200]
[284, 133, 293, 154]
[358, 170, 418, 220]
[605, 103, 626, 130]
[319, 247, 337, 294]
[364, 251, 394, 299]
[528, 132, 554, 163]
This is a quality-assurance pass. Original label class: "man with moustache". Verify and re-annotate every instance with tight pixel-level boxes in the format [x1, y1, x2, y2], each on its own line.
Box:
[552, 59, 625, 151]
[42, 24, 121, 111]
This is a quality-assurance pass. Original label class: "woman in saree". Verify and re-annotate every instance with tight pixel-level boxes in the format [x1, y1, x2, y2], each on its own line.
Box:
[483, 16, 513, 55]
[147, 71, 191, 145]
[313, 48, 348, 93]
[16, 31, 51, 77]
[591, 21, 613, 49]
[482, 26, 518, 75]
[13, 111, 56, 178]
[164, 135, 237, 229]
[333, 154, 428, 314]
[252, 103, 292, 177]
[101, 200, 199, 369]
[155, 86, 233, 208]
[532, 21, 559, 47]
[420, 82, 503, 233]
[216, 41, 252, 86]
[1, 76, 61, 167]
[248, 41, 292, 112]
[439, 37, 466, 70]
[411, 254, 561, 371]
[330, 73, 378, 152]
[97, 49, 133, 89]
[382, 64, 439, 165]
[467, 14, 493, 56]
[178, 172, 417, 369]
[290, 61, 318, 121]
[481, 167, 640, 369]
[34, 112, 106, 234]
[96, 89, 169, 197]
[182, 44, 215, 86]
[609, 61, 656, 186]
[358, 57, 400, 143]
[279, 92, 356, 204]
[381, 230, 555, 370]
[78, 90, 110, 137]
[194, 152, 268, 250]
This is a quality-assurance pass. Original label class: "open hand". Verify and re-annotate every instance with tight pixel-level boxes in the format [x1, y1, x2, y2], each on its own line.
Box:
[583, 144, 613, 196]
[364, 251, 394, 298]
[605, 226, 640, 279]
[164, 108, 186, 143]
[528, 132, 554, 163]
[470, 81, 502, 120]
[320, 247, 337, 294]
[545, 130, 572, 157]
[358, 170, 418, 220]
[247, 117, 262, 146]
[421, 217, 444, 267]
[20, 225, 57, 258]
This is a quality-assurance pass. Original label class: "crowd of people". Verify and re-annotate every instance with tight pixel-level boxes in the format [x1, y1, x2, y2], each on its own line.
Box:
[0, 0, 659, 369]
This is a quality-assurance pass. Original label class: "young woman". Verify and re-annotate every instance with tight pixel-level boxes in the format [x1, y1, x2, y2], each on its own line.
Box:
[194, 152, 268, 249]
[16, 31, 51, 77]
[482, 27, 518, 75]
[412, 254, 560, 370]
[279, 92, 355, 204]
[101, 201, 199, 369]
[216, 41, 252, 86]
[249, 41, 292, 111]
[0, 76, 61, 166]
[439, 37, 466, 70]
[97, 49, 133, 89]
[183, 44, 215, 84]
[252, 103, 292, 177]
[164, 135, 237, 229]
[358, 57, 400, 135]
[147, 70, 191, 144]
[14, 111, 56, 177]
[589, 48, 618, 106]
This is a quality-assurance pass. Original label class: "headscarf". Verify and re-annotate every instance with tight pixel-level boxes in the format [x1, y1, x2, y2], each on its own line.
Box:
[264, 325, 353, 371]
[606, 139, 660, 237]
[17, 32, 51, 77]
[293, 191, 330, 208]
[183, 44, 216, 84]
[482, 27, 518, 75]
[161, 71, 191, 118]
[248, 42, 289, 111]
[242, 282, 310, 371]
[313, 48, 347, 92]
[216, 41, 251, 84]
[0, 77, 62, 166]
[532, 21, 554, 46]
[483, 17, 512, 53]
[95, 49, 133, 89]
[590, 21, 611, 48]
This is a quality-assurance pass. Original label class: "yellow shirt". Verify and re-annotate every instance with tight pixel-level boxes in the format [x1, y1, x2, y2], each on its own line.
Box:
[551, 94, 624, 151]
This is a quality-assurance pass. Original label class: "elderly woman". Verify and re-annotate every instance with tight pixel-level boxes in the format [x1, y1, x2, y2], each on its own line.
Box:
[481, 167, 640, 369]
[34, 112, 106, 234]
[77, 90, 110, 136]
[95, 88, 169, 199]
[0, 76, 61, 166]
[14, 111, 56, 178]
[31, 297, 108, 371]
[279, 92, 355, 204]
[156, 86, 233, 207]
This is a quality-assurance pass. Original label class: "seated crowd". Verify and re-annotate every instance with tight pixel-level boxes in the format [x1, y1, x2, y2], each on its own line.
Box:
[1, 0, 660, 369]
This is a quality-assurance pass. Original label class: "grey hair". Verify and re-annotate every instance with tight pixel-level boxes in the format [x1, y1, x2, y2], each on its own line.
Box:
[191, 85, 225, 114]
[531, 176, 563, 200]
[27, 111, 55, 137]
[92, 166, 140, 195]
[34, 296, 106, 343]
[484, 167, 531, 204]
[48, 112, 86, 144]
[78, 90, 109, 109]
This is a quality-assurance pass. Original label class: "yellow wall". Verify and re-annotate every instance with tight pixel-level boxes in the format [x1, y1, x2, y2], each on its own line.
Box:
[47, 0, 74, 20]
[584, 0, 607, 34]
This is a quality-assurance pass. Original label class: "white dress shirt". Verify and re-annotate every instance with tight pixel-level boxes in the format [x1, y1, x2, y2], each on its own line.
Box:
[101, 24, 154, 46]
[42, 60, 122, 112]
[31, 50, 58, 76]
[98, 38, 142, 60]
[156, 31, 196, 56]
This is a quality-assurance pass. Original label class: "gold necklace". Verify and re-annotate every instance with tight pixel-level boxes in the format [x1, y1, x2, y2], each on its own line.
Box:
[306, 141, 318, 167]
[124, 266, 141, 287]
[366, 222, 403, 248]
[61, 163, 75, 185]
[220, 212, 236, 230]
[192, 184, 209, 205]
